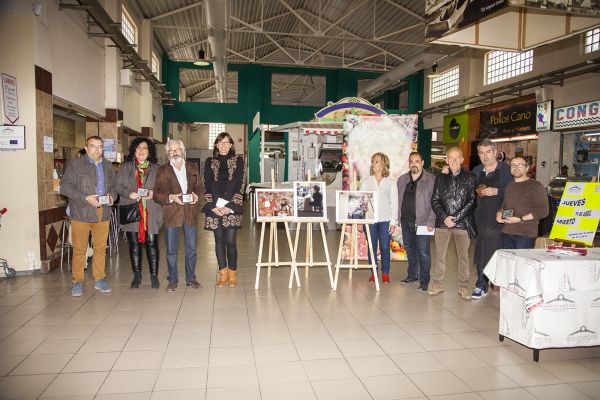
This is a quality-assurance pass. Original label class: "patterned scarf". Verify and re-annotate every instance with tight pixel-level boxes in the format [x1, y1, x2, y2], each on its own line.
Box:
[136, 160, 150, 243]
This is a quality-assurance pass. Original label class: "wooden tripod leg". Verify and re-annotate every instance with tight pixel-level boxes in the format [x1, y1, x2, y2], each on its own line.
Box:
[268, 222, 274, 277]
[365, 226, 380, 291]
[350, 224, 357, 280]
[274, 222, 279, 267]
[255, 221, 266, 290]
[320, 222, 333, 289]
[284, 222, 299, 288]
[333, 223, 346, 290]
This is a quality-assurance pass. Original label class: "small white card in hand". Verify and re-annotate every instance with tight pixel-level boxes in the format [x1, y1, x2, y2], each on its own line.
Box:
[97, 195, 110, 205]
[416, 226, 435, 236]
[216, 198, 228, 208]
[137, 188, 149, 197]
[181, 194, 193, 203]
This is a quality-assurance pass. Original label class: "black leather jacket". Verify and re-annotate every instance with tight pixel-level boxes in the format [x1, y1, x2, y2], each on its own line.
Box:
[431, 168, 477, 238]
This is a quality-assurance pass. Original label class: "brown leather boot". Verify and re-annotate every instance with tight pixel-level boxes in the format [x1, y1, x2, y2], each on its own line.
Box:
[217, 267, 229, 288]
[227, 268, 238, 288]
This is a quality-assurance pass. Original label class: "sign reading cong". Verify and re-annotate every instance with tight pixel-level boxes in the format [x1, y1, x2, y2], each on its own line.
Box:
[553, 100, 600, 130]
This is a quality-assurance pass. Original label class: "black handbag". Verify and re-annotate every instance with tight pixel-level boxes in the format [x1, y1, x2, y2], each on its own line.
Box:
[119, 203, 141, 225]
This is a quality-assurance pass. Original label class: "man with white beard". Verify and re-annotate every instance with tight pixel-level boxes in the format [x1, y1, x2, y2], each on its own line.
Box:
[154, 139, 202, 292]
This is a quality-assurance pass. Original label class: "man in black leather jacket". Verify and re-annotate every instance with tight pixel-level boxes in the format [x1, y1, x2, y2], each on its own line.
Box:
[429, 147, 477, 300]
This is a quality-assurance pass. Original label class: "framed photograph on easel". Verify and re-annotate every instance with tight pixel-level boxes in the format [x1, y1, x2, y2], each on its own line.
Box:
[335, 190, 378, 224]
[255, 189, 294, 222]
[293, 181, 327, 221]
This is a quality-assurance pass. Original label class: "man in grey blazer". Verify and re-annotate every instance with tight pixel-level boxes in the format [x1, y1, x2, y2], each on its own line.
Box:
[395, 152, 436, 292]
[61, 136, 117, 297]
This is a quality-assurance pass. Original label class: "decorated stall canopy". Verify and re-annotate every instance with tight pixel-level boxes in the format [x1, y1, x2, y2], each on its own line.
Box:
[550, 182, 600, 246]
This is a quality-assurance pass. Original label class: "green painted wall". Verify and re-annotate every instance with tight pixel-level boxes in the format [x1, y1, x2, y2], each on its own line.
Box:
[162, 59, 427, 181]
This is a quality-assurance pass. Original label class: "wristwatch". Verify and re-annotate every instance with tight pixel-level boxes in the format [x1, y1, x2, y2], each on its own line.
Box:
[519, 216, 524, 223]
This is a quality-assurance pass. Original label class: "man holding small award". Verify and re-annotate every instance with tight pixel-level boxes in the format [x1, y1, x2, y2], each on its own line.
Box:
[471, 140, 512, 299]
[154, 139, 202, 292]
[61, 136, 117, 297]
[496, 157, 549, 249]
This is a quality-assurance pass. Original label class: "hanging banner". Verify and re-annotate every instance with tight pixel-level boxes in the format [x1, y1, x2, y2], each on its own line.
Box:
[511, 0, 600, 17]
[425, 0, 509, 41]
[550, 182, 600, 246]
[342, 114, 418, 261]
[536, 100, 553, 132]
[1, 73, 19, 124]
[553, 100, 600, 130]
[478, 100, 536, 139]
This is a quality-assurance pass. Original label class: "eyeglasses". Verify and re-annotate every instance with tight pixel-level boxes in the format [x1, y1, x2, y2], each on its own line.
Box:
[510, 163, 527, 169]
[168, 148, 182, 154]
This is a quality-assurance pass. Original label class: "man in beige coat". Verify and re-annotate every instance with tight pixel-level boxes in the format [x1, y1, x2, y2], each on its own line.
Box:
[154, 139, 202, 292]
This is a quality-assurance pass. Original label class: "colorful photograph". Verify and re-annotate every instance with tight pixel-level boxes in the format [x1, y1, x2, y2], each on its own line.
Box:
[336, 191, 378, 223]
[255, 189, 295, 221]
[293, 181, 327, 221]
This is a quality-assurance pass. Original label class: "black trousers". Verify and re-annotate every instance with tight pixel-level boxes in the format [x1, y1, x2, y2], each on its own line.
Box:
[214, 228, 238, 270]
[126, 231, 159, 275]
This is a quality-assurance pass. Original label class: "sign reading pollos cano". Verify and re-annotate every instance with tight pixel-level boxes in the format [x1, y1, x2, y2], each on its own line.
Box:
[478, 100, 536, 139]
[554, 100, 600, 130]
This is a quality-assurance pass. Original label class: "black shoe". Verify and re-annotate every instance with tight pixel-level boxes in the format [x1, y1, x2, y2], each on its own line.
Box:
[416, 283, 428, 292]
[401, 277, 419, 284]
[131, 271, 141, 288]
[150, 275, 160, 289]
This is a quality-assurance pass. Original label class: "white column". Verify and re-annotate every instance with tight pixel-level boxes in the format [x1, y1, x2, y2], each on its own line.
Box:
[536, 131, 562, 187]
[140, 19, 153, 133]
[0, 2, 40, 272]
[103, 0, 123, 111]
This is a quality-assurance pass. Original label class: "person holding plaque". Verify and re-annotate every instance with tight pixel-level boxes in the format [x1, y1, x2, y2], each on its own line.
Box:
[154, 139, 202, 292]
[470, 140, 512, 299]
[202, 132, 246, 288]
[496, 157, 548, 249]
[115, 138, 163, 289]
[60, 136, 117, 296]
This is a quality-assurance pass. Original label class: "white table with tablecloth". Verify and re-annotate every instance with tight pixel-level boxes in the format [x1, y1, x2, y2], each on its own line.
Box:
[483, 248, 600, 360]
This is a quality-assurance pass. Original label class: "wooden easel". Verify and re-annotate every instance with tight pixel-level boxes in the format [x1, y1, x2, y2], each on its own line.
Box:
[255, 170, 299, 290]
[291, 171, 333, 289]
[333, 172, 379, 291]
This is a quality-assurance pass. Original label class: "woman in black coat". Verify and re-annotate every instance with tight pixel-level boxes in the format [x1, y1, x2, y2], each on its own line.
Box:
[115, 138, 163, 288]
[202, 132, 246, 288]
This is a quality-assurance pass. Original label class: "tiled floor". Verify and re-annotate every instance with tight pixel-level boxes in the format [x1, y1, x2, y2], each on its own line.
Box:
[1, 212, 600, 399]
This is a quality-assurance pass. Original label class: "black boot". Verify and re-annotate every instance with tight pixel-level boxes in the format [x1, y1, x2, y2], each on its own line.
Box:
[127, 232, 142, 288]
[146, 234, 160, 289]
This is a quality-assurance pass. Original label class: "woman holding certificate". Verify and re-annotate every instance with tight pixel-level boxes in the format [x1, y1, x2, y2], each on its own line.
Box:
[203, 132, 246, 288]
[115, 137, 163, 289]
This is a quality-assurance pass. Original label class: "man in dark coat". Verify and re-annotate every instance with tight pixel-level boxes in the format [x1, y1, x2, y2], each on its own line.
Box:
[471, 140, 512, 299]
[430, 147, 477, 300]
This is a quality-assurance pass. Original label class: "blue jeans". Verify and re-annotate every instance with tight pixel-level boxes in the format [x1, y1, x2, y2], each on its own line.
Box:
[502, 233, 535, 250]
[165, 224, 197, 284]
[367, 221, 391, 274]
[401, 221, 431, 286]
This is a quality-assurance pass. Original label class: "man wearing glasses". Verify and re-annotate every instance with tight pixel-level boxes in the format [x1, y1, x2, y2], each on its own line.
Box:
[61, 136, 117, 296]
[154, 139, 202, 292]
[395, 152, 436, 292]
[496, 157, 548, 249]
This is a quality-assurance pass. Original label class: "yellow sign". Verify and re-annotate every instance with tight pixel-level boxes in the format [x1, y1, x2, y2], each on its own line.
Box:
[549, 182, 600, 246]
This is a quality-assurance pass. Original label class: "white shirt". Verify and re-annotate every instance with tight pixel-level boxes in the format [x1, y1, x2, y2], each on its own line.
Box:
[171, 160, 187, 194]
[359, 175, 398, 225]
